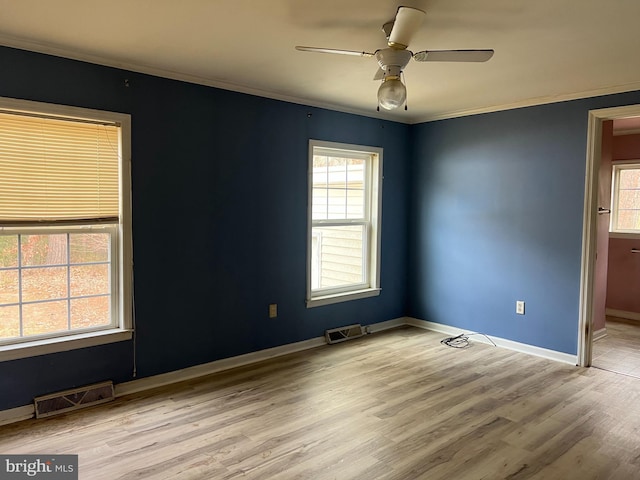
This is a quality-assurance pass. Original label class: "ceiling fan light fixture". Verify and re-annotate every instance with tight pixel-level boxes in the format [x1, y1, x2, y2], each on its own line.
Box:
[377, 76, 406, 110]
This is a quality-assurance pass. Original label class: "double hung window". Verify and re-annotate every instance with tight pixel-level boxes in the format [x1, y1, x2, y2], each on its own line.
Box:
[0, 97, 132, 360]
[307, 140, 382, 307]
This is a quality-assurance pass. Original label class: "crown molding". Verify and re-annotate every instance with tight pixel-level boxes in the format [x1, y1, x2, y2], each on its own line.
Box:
[409, 81, 640, 124]
[0, 34, 406, 124]
[3, 34, 640, 126]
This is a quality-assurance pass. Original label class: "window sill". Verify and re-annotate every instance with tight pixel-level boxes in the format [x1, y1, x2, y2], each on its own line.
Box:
[609, 232, 640, 240]
[0, 329, 133, 362]
[306, 288, 381, 308]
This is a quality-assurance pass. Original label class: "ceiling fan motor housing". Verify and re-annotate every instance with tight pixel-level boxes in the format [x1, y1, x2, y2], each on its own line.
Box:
[376, 48, 412, 74]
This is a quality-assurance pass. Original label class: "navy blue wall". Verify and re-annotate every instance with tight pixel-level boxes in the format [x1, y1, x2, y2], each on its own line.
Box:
[408, 92, 640, 355]
[0, 46, 410, 410]
[5, 42, 640, 412]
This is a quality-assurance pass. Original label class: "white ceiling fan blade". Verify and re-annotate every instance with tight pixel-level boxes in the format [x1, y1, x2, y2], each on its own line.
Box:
[413, 49, 495, 62]
[388, 7, 426, 49]
[295, 46, 374, 57]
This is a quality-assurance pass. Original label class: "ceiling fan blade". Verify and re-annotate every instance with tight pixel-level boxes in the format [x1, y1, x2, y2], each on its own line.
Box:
[388, 7, 426, 49]
[413, 49, 495, 62]
[295, 46, 374, 57]
[373, 68, 385, 81]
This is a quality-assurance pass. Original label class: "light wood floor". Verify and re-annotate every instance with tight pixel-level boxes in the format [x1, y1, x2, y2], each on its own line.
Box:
[593, 317, 640, 378]
[2, 327, 640, 479]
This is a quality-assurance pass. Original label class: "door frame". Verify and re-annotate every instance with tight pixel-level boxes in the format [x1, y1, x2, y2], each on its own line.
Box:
[578, 104, 640, 367]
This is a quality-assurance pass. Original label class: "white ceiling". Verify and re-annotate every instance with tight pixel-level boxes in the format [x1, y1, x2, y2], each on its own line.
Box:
[1, 0, 640, 124]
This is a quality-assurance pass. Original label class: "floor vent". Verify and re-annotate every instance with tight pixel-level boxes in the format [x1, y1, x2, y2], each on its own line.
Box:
[325, 324, 364, 344]
[34, 381, 114, 419]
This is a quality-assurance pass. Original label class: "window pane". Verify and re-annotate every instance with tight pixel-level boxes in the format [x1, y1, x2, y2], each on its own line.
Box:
[619, 168, 640, 189]
[328, 158, 347, 184]
[0, 235, 18, 267]
[0, 269, 18, 305]
[22, 266, 68, 302]
[21, 234, 68, 266]
[312, 188, 328, 220]
[312, 156, 329, 183]
[22, 300, 68, 336]
[71, 296, 110, 330]
[618, 189, 640, 209]
[0, 305, 20, 340]
[327, 188, 348, 218]
[311, 225, 365, 290]
[615, 168, 640, 231]
[346, 188, 365, 219]
[70, 264, 110, 297]
[313, 155, 366, 221]
[346, 160, 365, 219]
[70, 233, 110, 263]
[617, 210, 640, 231]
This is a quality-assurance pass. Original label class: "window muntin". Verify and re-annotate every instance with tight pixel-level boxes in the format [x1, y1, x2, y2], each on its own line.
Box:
[307, 141, 382, 306]
[611, 163, 640, 234]
[0, 97, 131, 353]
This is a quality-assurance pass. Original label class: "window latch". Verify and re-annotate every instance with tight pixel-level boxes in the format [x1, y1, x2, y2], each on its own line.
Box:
[597, 207, 611, 215]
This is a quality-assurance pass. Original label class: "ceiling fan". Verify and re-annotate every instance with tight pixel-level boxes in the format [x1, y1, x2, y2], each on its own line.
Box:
[296, 6, 494, 111]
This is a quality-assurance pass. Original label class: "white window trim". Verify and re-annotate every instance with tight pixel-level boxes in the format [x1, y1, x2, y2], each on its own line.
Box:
[610, 160, 640, 237]
[306, 140, 382, 308]
[0, 97, 133, 362]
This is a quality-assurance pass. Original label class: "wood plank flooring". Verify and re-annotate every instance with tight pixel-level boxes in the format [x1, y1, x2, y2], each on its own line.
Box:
[593, 317, 640, 378]
[2, 326, 640, 479]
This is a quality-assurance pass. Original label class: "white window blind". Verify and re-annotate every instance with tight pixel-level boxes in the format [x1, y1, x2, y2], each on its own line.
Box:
[0, 111, 120, 223]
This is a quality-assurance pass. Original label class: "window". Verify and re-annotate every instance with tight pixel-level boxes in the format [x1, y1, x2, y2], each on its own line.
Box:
[307, 140, 382, 307]
[0, 97, 132, 361]
[611, 162, 640, 234]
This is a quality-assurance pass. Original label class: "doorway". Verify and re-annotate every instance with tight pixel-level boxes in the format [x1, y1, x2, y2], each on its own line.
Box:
[592, 317, 640, 377]
[578, 104, 640, 367]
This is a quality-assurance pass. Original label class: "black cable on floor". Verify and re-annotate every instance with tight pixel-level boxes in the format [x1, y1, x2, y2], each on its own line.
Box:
[440, 332, 497, 349]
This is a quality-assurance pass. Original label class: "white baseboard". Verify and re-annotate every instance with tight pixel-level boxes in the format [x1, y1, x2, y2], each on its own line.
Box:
[593, 328, 607, 341]
[116, 335, 327, 397]
[117, 317, 408, 398]
[406, 317, 578, 366]
[0, 405, 34, 427]
[367, 317, 406, 333]
[0, 315, 579, 426]
[606, 309, 640, 322]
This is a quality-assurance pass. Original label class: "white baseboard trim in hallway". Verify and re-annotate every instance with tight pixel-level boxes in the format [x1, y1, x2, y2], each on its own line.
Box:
[606, 309, 640, 322]
[593, 328, 607, 341]
[1, 315, 579, 426]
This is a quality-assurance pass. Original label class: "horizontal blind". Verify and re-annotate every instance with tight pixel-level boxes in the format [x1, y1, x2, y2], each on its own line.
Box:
[0, 111, 119, 223]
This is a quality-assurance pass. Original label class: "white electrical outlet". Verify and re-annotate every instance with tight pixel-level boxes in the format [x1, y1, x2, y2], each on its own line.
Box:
[516, 300, 525, 315]
[269, 303, 278, 318]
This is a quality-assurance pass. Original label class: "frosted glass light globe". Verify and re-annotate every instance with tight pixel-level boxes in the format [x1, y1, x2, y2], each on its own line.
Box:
[377, 78, 406, 110]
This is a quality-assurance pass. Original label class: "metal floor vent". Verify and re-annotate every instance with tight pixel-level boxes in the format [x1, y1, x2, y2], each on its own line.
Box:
[325, 324, 364, 344]
[34, 381, 114, 419]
